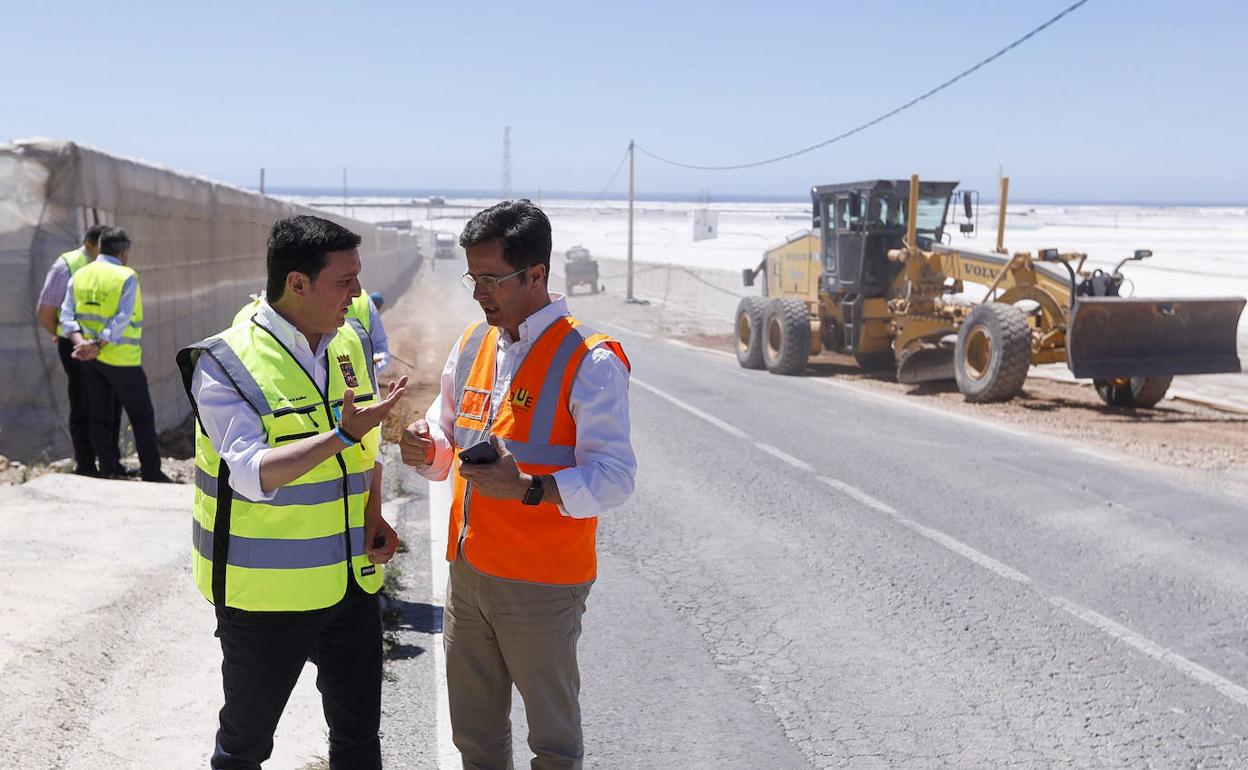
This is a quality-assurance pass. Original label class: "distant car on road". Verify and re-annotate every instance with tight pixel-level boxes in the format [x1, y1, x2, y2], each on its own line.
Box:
[428, 195, 446, 206]
[564, 245, 600, 295]
[434, 232, 456, 260]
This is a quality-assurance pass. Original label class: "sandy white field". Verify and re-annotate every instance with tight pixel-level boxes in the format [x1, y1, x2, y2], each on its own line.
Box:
[312, 195, 1248, 299]
[311, 194, 1248, 352]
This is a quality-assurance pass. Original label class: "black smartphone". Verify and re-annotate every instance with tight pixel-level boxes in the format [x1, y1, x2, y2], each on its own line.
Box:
[458, 440, 500, 465]
[372, 534, 386, 549]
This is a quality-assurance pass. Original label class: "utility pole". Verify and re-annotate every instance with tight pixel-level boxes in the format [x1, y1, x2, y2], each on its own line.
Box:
[259, 168, 265, 195]
[502, 126, 512, 200]
[626, 139, 636, 303]
[342, 167, 348, 216]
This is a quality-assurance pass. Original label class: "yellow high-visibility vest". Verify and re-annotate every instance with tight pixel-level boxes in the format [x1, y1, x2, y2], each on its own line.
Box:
[71, 259, 143, 367]
[54, 248, 91, 337]
[234, 292, 373, 333]
[176, 317, 384, 611]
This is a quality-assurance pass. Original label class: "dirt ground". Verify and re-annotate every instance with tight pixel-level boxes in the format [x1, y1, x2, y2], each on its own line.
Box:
[685, 332, 1248, 473]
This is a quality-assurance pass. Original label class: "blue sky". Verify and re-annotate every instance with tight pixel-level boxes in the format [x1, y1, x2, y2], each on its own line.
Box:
[2, 1, 1244, 203]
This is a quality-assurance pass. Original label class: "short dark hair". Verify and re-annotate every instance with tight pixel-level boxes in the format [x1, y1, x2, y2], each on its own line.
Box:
[266, 215, 362, 301]
[459, 199, 551, 282]
[97, 227, 131, 256]
[84, 224, 108, 246]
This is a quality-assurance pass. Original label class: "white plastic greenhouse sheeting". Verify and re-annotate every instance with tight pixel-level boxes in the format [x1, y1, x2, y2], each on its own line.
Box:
[0, 139, 422, 463]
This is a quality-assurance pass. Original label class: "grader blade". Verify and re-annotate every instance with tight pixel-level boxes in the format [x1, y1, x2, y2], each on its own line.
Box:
[896, 346, 956, 384]
[1067, 296, 1246, 379]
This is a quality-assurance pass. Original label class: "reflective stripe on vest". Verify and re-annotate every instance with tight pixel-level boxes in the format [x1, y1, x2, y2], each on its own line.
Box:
[192, 518, 371, 569]
[71, 259, 143, 366]
[447, 316, 629, 585]
[176, 316, 383, 611]
[54, 249, 91, 337]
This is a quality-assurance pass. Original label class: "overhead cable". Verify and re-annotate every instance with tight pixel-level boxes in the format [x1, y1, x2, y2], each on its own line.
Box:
[635, 0, 1091, 171]
[589, 145, 632, 203]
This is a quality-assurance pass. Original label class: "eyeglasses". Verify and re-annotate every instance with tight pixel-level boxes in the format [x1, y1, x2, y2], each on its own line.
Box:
[461, 266, 528, 293]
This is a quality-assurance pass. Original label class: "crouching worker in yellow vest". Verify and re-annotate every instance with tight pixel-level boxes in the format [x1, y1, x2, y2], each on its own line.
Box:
[400, 199, 636, 770]
[177, 215, 408, 770]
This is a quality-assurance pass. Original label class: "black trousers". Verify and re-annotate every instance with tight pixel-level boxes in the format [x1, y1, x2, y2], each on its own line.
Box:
[212, 583, 383, 770]
[56, 337, 119, 473]
[82, 360, 161, 477]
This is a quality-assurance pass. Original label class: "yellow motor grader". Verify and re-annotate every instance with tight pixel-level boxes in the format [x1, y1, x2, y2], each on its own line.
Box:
[735, 175, 1245, 406]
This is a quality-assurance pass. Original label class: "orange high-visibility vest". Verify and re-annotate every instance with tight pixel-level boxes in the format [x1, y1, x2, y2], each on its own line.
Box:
[448, 315, 629, 585]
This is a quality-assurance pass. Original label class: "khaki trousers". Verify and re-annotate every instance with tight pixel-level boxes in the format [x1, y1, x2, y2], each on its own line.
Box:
[444, 553, 592, 770]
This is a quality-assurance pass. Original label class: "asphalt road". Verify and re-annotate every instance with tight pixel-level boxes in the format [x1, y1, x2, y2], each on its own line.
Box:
[382, 284, 1248, 768]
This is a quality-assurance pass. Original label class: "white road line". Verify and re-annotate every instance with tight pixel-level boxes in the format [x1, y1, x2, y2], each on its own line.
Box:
[665, 338, 735, 358]
[596, 320, 653, 338]
[816, 476, 898, 515]
[815, 475, 1030, 584]
[755, 443, 815, 472]
[427, 479, 459, 769]
[631, 377, 748, 439]
[893, 518, 1034, 586]
[1046, 595, 1248, 709]
[630, 375, 1248, 710]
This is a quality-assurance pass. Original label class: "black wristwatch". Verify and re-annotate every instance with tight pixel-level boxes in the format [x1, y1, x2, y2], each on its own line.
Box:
[522, 475, 544, 506]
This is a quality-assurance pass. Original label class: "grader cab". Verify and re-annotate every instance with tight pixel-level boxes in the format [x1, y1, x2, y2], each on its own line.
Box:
[736, 175, 1245, 407]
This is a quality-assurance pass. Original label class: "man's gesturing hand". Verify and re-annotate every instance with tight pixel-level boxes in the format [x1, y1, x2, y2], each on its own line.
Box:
[339, 376, 408, 439]
[400, 418, 435, 467]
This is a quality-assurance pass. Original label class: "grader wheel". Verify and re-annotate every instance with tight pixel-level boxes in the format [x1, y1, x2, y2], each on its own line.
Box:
[955, 303, 1032, 403]
[734, 296, 767, 370]
[762, 298, 811, 376]
[1094, 376, 1173, 408]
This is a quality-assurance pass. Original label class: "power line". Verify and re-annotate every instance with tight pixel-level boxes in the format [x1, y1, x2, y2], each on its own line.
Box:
[635, 0, 1091, 171]
[589, 145, 632, 203]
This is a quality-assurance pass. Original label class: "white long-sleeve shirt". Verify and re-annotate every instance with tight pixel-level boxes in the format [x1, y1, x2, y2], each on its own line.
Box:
[190, 299, 381, 503]
[415, 295, 635, 520]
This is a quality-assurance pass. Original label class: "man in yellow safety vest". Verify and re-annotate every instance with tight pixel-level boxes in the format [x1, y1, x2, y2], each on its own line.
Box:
[177, 215, 408, 769]
[35, 224, 121, 475]
[60, 226, 169, 482]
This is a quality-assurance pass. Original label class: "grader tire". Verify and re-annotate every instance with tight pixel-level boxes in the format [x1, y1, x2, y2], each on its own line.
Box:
[955, 303, 1031, 403]
[854, 349, 896, 373]
[1094, 376, 1173, 408]
[734, 296, 767, 370]
[763, 298, 811, 376]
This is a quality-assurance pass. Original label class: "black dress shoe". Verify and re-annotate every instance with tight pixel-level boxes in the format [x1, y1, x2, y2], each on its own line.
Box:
[73, 466, 100, 478]
[142, 472, 175, 484]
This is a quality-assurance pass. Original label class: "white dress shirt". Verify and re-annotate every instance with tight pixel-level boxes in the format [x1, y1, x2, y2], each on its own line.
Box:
[416, 294, 635, 520]
[190, 299, 381, 503]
